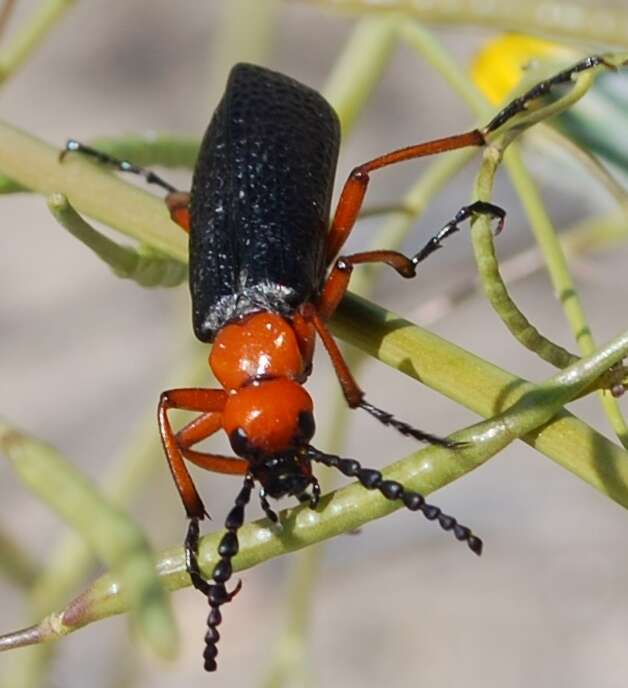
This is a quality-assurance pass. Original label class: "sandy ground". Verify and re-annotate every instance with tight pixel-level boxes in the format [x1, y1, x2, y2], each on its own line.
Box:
[2, 2, 628, 687]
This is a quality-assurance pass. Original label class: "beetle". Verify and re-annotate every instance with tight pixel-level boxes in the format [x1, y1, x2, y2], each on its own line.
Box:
[62, 56, 608, 671]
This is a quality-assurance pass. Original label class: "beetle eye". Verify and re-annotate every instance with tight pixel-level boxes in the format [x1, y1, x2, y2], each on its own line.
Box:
[296, 410, 315, 443]
[230, 427, 252, 457]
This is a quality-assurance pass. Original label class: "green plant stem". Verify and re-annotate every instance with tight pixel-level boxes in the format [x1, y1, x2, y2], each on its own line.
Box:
[0, 420, 178, 659]
[0, 349, 209, 688]
[47, 193, 187, 287]
[504, 147, 628, 445]
[0, 0, 76, 84]
[0, 133, 200, 195]
[2, 304, 627, 644]
[322, 13, 401, 134]
[0, 120, 187, 260]
[209, 0, 280, 105]
[401, 25, 628, 443]
[332, 295, 628, 496]
[305, 0, 628, 48]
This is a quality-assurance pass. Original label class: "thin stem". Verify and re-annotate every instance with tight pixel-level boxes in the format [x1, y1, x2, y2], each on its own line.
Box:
[1, 349, 209, 688]
[3, 303, 628, 642]
[305, 0, 628, 48]
[0, 119, 188, 260]
[0, 133, 200, 195]
[48, 193, 187, 287]
[401, 25, 628, 443]
[0, 420, 178, 660]
[411, 210, 628, 350]
[208, 0, 280, 106]
[0, 0, 76, 84]
[504, 147, 628, 446]
[322, 13, 402, 134]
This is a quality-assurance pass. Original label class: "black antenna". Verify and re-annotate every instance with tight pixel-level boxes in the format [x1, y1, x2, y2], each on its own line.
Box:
[307, 446, 482, 555]
[185, 473, 255, 671]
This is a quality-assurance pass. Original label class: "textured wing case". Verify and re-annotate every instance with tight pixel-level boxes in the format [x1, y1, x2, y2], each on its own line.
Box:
[189, 63, 341, 341]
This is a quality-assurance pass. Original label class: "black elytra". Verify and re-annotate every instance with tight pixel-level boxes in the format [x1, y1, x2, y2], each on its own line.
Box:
[189, 64, 340, 342]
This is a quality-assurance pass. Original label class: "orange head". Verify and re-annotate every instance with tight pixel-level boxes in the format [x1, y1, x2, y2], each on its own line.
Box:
[222, 377, 315, 458]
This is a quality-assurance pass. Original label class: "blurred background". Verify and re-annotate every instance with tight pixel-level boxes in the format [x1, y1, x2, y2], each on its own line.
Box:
[2, 1, 628, 686]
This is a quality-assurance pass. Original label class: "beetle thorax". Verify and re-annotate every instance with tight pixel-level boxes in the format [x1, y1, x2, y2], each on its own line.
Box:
[209, 311, 308, 390]
[210, 311, 316, 457]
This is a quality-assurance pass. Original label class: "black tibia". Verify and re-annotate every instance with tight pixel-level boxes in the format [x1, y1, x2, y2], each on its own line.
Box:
[484, 55, 610, 134]
[60, 139, 178, 193]
[411, 201, 505, 268]
[359, 400, 459, 448]
[186, 474, 254, 672]
[185, 518, 210, 596]
[307, 446, 482, 556]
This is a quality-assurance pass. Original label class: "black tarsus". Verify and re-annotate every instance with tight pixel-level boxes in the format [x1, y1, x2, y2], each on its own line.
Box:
[309, 477, 321, 508]
[484, 55, 611, 134]
[60, 139, 178, 193]
[185, 518, 211, 596]
[411, 200, 505, 267]
[351, 201, 504, 449]
[185, 473, 254, 672]
[307, 446, 482, 556]
[359, 400, 462, 448]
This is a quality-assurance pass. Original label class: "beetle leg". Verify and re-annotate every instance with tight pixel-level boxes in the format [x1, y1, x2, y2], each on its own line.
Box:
[176, 412, 249, 475]
[326, 55, 612, 263]
[314, 202, 505, 446]
[181, 448, 249, 475]
[310, 310, 363, 407]
[176, 411, 223, 448]
[60, 139, 190, 230]
[318, 201, 505, 321]
[310, 312, 455, 446]
[325, 130, 485, 262]
[483, 54, 612, 135]
[159, 388, 250, 663]
[326, 55, 610, 263]
[158, 388, 228, 519]
[165, 191, 191, 232]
